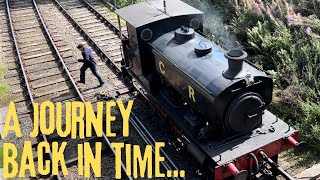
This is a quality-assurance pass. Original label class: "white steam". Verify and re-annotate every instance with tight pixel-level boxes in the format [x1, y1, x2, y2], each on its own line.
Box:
[183, 0, 241, 50]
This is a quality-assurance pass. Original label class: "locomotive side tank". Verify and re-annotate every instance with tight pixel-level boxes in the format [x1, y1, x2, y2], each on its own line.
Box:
[151, 29, 273, 134]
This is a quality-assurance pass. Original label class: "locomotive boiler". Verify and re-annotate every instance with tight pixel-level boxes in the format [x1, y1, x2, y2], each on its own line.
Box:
[116, 0, 306, 179]
[151, 28, 273, 135]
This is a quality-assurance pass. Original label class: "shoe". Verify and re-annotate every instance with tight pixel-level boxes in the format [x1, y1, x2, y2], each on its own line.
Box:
[77, 81, 85, 84]
[98, 82, 105, 87]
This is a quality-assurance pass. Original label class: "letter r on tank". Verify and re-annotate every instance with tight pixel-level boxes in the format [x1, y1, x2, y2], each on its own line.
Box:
[159, 61, 165, 74]
[188, 85, 196, 103]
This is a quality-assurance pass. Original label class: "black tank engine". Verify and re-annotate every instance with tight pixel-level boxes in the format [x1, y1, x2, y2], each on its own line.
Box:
[116, 1, 304, 179]
[118, 0, 272, 136]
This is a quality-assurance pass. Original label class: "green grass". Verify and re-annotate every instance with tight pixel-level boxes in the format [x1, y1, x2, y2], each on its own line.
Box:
[0, 84, 8, 98]
[280, 149, 318, 170]
[0, 146, 14, 168]
[0, 63, 7, 75]
[0, 145, 22, 171]
[0, 63, 8, 99]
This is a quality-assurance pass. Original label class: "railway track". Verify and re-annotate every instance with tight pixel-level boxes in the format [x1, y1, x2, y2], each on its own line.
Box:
[4, 1, 75, 114]
[4, 0, 131, 179]
[0, 0, 25, 108]
[55, 0, 124, 70]
[45, 0, 183, 178]
[1, 0, 183, 179]
[6, 0, 78, 179]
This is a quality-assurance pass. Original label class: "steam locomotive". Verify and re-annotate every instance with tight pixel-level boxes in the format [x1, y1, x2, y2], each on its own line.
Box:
[116, 0, 306, 179]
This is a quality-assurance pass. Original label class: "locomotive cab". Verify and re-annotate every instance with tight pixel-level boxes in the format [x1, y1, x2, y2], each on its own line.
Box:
[116, 0, 203, 91]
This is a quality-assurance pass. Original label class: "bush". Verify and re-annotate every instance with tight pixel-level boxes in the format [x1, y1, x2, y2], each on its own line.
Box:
[298, 100, 320, 152]
[230, 0, 320, 154]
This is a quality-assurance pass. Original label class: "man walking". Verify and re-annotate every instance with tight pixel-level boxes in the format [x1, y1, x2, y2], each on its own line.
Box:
[77, 43, 105, 87]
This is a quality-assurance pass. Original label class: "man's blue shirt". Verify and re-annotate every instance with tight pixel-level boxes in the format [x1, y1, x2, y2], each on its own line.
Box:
[82, 47, 96, 64]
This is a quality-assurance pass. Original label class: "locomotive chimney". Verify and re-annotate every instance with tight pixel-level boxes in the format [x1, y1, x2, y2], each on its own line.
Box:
[174, 26, 195, 44]
[223, 49, 248, 79]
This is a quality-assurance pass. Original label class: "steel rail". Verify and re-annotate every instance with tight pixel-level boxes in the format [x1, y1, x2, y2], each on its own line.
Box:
[108, 92, 182, 180]
[130, 112, 183, 180]
[101, 132, 133, 180]
[32, 0, 85, 103]
[81, 0, 125, 39]
[53, 0, 122, 72]
[34, 1, 132, 179]
[32, 0, 132, 178]
[5, 0, 63, 179]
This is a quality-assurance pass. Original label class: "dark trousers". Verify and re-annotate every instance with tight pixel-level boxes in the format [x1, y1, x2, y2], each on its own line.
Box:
[80, 62, 104, 84]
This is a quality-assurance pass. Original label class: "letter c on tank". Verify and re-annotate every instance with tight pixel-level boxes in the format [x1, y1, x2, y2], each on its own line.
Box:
[159, 61, 165, 74]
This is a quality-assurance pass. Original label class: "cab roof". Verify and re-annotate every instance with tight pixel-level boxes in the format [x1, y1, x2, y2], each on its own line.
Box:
[116, 0, 203, 28]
